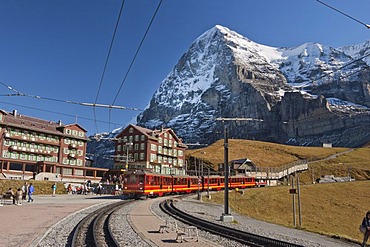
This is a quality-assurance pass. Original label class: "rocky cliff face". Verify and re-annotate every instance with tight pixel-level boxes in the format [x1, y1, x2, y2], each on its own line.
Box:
[137, 25, 370, 147]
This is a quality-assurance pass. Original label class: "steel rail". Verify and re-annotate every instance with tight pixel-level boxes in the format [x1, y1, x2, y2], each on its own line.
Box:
[71, 200, 129, 247]
[160, 199, 303, 247]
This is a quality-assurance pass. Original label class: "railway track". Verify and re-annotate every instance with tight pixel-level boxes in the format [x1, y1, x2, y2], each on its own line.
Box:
[71, 200, 130, 247]
[159, 199, 304, 247]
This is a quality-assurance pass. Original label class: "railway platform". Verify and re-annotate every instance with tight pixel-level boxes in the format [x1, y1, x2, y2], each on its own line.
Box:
[129, 197, 220, 247]
[0, 194, 121, 247]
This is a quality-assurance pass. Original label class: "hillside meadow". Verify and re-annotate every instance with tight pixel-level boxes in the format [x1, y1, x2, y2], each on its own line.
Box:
[190, 139, 370, 243]
[205, 180, 370, 244]
[186, 139, 370, 183]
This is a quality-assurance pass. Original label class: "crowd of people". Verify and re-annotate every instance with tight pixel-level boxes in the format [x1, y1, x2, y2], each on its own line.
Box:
[0, 182, 35, 206]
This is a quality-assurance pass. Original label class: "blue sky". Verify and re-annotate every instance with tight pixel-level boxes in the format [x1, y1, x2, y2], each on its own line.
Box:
[0, 0, 369, 136]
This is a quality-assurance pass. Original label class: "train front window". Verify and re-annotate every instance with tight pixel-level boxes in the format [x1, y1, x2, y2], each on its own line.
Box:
[126, 174, 144, 184]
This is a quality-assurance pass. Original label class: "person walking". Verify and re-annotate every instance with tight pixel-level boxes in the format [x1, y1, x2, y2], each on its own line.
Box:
[51, 183, 57, 197]
[361, 211, 370, 247]
[28, 183, 34, 202]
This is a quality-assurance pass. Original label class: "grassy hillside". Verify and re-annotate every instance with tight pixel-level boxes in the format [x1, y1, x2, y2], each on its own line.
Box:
[206, 180, 370, 244]
[186, 139, 370, 183]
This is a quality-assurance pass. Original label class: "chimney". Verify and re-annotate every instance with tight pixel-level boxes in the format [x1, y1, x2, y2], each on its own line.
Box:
[58, 120, 62, 126]
[12, 109, 17, 117]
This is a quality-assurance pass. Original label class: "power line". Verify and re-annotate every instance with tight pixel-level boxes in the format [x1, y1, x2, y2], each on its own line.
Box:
[111, 0, 163, 105]
[0, 80, 143, 111]
[0, 100, 123, 126]
[316, 0, 370, 29]
[94, 0, 126, 133]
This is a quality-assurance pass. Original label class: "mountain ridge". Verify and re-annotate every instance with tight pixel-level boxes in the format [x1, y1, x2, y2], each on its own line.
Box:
[88, 25, 370, 167]
[137, 25, 370, 147]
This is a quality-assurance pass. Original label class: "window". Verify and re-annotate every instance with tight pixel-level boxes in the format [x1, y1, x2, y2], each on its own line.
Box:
[77, 159, 83, 166]
[140, 153, 145, 160]
[140, 143, 145, 150]
[140, 135, 145, 141]
[151, 144, 157, 151]
[117, 145, 122, 152]
[158, 146, 162, 154]
[29, 154, 36, 161]
[150, 153, 156, 162]
[134, 144, 139, 151]
[158, 137, 162, 143]
[64, 138, 70, 144]
[135, 135, 139, 141]
[134, 153, 138, 161]
[129, 127, 134, 133]
[178, 150, 183, 156]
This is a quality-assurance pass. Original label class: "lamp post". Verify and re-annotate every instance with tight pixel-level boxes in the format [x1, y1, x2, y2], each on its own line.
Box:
[214, 117, 263, 222]
[125, 142, 133, 170]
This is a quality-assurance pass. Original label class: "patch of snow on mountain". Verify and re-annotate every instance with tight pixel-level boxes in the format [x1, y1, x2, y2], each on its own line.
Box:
[338, 40, 370, 65]
[327, 98, 369, 113]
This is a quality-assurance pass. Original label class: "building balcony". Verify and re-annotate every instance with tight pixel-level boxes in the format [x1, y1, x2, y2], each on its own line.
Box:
[8, 145, 54, 157]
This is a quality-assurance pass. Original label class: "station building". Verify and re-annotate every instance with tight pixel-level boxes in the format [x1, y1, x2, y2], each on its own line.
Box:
[113, 124, 188, 175]
[0, 109, 107, 182]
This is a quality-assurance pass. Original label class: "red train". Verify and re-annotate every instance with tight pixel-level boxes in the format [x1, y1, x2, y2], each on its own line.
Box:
[122, 170, 261, 198]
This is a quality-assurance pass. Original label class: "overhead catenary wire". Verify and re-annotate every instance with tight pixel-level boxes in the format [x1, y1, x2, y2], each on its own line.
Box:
[315, 0, 370, 29]
[0, 81, 143, 111]
[0, 100, 123, 126]
[107, 0, 163, 132]
[93, 0, 126, 133]
[111, 0, 163, 106]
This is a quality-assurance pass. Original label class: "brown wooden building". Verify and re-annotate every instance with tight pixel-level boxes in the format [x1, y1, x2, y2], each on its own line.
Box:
[0, 109, 107, 182]
[113, 124, 187, 175]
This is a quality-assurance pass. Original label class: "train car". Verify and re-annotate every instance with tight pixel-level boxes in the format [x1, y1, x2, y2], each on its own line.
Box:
[122, 170, 261, 198]
[122, 170, 173, 198]
[202, 175, 223, 191]
[229, 175, 256, 189]
[172, 175, 199, 194]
